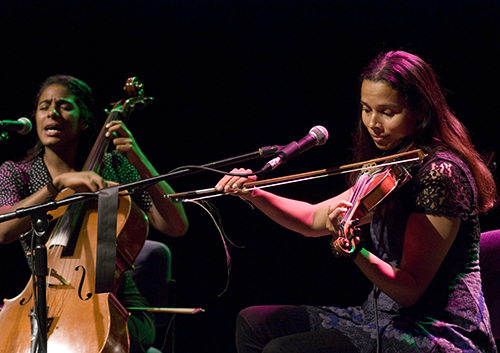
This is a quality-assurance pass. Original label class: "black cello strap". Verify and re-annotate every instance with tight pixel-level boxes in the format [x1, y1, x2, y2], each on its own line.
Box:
[95, 185, 119, 293]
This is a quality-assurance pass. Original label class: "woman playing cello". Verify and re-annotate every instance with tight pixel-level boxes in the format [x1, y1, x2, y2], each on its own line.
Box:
[0, 75, 188, 352]
[215, 50, 498, 352]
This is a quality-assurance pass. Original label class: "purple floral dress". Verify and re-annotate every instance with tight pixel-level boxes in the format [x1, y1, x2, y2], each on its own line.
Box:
[306, 151, 497, 352]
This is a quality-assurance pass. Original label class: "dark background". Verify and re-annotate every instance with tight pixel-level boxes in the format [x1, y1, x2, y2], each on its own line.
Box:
[1, 1, 499, 352]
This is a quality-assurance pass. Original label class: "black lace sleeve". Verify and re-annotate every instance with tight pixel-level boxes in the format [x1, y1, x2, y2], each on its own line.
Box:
[414, 152, 475, 220]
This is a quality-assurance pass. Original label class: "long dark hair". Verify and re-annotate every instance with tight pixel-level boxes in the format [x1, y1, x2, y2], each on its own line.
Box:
[351, 50, 497, 213]
[23, 75, 98, 168]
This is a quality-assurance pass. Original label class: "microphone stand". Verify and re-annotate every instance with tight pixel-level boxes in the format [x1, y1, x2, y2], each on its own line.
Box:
[110, 144, 282, 192]
[0, 138, 271, 221]
[29, 210, 50, 353]
[202, 145, 279, 168]
[0, 193, 96, 353]
[0, 146, 280, 352]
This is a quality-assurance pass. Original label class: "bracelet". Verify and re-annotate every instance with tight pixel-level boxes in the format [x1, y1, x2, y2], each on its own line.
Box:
[47, 180, 60, 195]
[349, 245, 363, 260]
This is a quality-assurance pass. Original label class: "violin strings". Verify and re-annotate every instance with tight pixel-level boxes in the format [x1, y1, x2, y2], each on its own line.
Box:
[341, 171, 372, 232]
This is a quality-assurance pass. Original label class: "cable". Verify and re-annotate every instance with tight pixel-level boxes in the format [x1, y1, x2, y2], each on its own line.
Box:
[182, 199, 244, 297]
[373, 285, 380, 353]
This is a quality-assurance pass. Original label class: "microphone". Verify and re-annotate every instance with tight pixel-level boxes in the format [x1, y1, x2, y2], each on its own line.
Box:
[0, 118, 32, 135]
[262, 125, 329, 172]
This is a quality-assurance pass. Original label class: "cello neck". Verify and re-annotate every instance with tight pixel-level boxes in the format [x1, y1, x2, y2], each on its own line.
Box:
[81, 109, 120, 174]
[81, 76, 147, 174]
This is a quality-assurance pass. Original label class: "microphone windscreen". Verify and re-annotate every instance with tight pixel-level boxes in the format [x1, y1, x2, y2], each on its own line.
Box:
[310, 125, 328, 145]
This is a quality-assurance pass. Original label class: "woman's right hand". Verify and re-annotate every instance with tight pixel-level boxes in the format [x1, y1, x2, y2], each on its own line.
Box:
[0, 171, 108, 244]
[214, 168, 257, 200]
[52, 171, 108, 193]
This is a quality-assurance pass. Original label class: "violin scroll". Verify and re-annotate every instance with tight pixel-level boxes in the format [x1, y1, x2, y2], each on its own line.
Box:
[331, 228, 362, 258]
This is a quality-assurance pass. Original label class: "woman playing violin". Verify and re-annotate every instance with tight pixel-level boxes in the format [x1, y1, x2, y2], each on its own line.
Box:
[0, 75, 188, 352]
[215, 50, 498, 352]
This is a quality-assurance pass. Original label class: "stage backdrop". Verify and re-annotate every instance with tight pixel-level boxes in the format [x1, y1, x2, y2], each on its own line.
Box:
[1, 1, 499, 352]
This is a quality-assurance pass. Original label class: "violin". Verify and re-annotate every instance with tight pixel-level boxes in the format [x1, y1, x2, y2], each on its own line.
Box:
[331, 144, 426, 258]
[0, 77, 151, 353]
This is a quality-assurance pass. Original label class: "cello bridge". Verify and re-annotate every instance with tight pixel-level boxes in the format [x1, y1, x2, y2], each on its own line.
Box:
[48, 268, 70, 286]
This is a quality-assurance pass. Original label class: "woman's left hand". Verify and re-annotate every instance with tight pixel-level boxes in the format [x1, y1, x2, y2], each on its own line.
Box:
[325, 200, 352, 239]
[105, 120, 189, 237]
[105, 120, 145, 165]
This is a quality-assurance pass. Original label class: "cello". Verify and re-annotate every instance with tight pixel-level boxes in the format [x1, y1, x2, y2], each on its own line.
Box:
[0, 77, 150, 352]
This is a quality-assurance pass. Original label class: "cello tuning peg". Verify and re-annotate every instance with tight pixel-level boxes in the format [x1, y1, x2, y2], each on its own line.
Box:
[133, 97, 154, 111]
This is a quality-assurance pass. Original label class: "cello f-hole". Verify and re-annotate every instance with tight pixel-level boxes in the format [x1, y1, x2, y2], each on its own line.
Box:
[75, 265, 92, 301]
[20, 294, 33, 306]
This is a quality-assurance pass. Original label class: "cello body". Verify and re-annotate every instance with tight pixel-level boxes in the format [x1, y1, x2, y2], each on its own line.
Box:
[0, 187, 148, 353]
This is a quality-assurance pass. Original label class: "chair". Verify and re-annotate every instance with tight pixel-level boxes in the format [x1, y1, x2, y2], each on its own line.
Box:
[151, 279, 178, 353]
[480, 229, 500, 345]
[130, 241, 178, 353]
[148, 348, 163, 353]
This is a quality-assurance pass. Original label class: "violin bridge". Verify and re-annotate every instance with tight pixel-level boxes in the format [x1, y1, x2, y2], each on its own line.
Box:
[393, 163, 413, 185]
[360, 162, 378, 174]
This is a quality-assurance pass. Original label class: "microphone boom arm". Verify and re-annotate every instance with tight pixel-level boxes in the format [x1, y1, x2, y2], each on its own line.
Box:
[165, 149, 426, 202]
